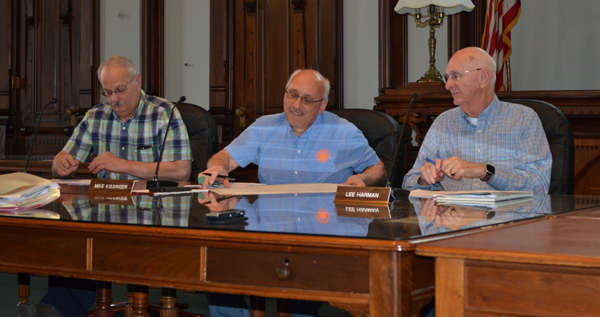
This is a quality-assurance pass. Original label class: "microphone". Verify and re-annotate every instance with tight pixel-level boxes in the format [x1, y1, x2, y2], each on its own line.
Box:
[24, 98, 58, 173]
[386, 93, 419, 190]
[147, 96, 190, 191]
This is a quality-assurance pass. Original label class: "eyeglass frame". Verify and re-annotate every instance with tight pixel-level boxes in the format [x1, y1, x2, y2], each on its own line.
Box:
[443, 68, 483, 83]
[101, 75, 136, 98]
[285, 90, 325, 106]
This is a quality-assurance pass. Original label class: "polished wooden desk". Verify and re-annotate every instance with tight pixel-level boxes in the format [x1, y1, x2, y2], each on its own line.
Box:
[416, 202, 600, 317]
[0, 191, 594, 317]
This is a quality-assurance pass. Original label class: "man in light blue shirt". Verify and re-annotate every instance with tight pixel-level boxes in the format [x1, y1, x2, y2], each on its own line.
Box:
[199, 69, 386, 317]
[200, 69, 386, 187]
[403, 47, 551, 195]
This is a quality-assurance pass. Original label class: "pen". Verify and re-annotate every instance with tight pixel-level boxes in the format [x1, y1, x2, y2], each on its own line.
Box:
[425, 157, 445, 191]
[201, 173, 236, 181]
[426, 219, 436, 229]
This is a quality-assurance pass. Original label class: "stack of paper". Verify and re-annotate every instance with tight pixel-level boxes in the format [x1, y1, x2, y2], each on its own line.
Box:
[0, 172, 61, 210]
[409, 189, 533, 208]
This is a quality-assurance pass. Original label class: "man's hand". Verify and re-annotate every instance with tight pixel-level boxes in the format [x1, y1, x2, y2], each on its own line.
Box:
[418, 158, 445, 185]
[52, 151, 80, 178]
[342, 175, 366, 187]
[441, 156, 487, 181]
[88, 152, 125, 175]
[197, 192, 240, 212]
[198, 166, 232, 189]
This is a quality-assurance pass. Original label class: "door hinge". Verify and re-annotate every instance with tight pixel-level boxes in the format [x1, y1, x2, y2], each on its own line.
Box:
[11, 76, 24, 89]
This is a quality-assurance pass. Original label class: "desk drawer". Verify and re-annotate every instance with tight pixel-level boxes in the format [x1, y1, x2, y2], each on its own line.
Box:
[206, 248, 369, 293]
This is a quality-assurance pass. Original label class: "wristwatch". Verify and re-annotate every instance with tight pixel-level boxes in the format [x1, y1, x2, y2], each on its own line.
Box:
[481, 164, 495, 182]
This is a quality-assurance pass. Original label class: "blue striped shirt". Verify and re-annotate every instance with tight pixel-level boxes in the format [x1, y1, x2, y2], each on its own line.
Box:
[63, 90, 192, 179]
[225, 111, 380, 185]
[403, 95, 551, 195]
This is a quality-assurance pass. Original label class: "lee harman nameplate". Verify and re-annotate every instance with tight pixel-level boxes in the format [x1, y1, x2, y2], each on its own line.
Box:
[334, 185, 391, 205]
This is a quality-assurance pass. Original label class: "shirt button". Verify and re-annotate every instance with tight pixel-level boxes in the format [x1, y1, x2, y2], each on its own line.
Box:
[122, 127, 126, 130]
[478, 149, 481, 152]
[478, 130, 482, 133]
[298, 150, 301, 153]
[475, 183, 479, 186]
[121, 147, 125, 150]
[295, 171, 298, 174]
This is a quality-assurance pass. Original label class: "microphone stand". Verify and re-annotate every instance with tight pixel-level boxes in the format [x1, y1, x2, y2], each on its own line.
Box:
[146, 96, 189, 191]
[386, 93, 419, 196]
[24, 98, 58, 173]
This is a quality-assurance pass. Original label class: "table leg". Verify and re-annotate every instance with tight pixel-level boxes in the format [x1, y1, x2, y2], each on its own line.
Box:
[276, 299, 291, 317]
[17, 272, 30, 305]
[95, 281, 112, 317]
[249, 296, 266, 317]
[435, 258, 464, 317]
[126, 284, 134, 317]
[160, 287, 179, 317]
[131, 285, 149, 317]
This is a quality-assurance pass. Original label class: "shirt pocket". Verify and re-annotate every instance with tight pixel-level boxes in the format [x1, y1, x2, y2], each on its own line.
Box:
[137, 145, 157, 163]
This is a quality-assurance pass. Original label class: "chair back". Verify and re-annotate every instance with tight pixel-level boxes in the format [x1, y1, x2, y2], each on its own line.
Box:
[330, 109, 403, 187]
[506, 99, 574, 195]
[177, 103, 219, 182]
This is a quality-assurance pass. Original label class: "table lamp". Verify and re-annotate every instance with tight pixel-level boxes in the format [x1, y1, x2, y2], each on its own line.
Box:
[395, 0, 475, 82]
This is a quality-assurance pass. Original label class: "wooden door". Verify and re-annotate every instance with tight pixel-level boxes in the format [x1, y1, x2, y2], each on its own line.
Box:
[210, 0, 343, 145]
[1, 0, 99, 157]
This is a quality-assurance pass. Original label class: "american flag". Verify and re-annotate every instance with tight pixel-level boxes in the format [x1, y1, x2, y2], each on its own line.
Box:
[481, 0, 521, 91]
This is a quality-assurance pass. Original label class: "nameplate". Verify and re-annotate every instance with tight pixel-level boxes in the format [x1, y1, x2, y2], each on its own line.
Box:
[334, 203, 391, 219]
[86, 179, 136, 195]
[333, 186, 391, 205]
[90, 195, 134, 206]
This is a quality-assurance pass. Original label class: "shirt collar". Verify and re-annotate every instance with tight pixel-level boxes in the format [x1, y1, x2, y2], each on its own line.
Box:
[460, 94, 500, 126]
[288, 112, 324, 139]
[109, 89, 147, 124]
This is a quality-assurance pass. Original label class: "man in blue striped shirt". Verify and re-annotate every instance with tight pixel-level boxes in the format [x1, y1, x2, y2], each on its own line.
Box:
[403, 47, 551, 195]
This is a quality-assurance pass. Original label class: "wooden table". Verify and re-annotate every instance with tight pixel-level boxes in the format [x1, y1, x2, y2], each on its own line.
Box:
[0, 192, 594, 317]
[416, 205, 600, 317]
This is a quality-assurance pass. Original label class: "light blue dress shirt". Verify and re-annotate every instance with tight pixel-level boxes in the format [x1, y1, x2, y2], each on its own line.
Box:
[225, 111, 380, 184]
[403, 95, 552, 195]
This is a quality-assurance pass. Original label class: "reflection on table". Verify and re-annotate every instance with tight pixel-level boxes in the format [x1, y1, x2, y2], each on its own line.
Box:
[9, 191, 592, 242]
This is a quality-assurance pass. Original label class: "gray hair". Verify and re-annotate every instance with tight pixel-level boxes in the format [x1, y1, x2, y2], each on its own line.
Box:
[285, 69, 331, 100]
[97, 55, 138, 82]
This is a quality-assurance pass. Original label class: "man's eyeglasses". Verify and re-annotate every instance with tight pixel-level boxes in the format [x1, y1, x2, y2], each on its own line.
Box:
[285, 90, 324, 106]
[101, 76, 136, 98]
[443, 68, 482, 83]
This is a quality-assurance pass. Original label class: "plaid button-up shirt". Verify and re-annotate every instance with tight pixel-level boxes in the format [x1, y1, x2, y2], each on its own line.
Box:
[403, 95, 552, 195]
[63, 90, 191, 179]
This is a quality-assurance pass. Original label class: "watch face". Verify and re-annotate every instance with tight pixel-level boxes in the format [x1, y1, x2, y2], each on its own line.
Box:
[487, 164, 495, 174]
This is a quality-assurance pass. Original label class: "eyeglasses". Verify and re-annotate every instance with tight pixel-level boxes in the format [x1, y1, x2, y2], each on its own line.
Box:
[285, 90, 324, 106]
[443, 68, 482, 83]
[101, 76, 136, 98]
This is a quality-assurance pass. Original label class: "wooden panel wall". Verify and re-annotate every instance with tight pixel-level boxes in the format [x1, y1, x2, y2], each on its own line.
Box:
[210, 0, 342, 145]
[1, 0, 99, 157]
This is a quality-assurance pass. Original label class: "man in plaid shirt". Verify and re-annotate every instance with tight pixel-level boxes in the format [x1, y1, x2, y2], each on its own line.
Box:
[21, 56, 192, 317]
[51, 55, 191, 180]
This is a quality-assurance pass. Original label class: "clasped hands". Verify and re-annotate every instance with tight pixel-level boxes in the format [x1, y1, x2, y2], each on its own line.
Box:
[419, 156, 487, 186]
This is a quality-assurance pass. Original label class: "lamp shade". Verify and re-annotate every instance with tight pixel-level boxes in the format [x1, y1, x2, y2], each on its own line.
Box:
[395, 0, 475, 15]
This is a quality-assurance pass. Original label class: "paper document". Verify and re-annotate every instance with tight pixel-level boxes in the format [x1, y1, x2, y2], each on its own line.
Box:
[436, 197, 534, 211]
[409, 189, 533, 204]
[51, 179, 92, 186]
[210, 183, 339, 196]
[0, 172, 61, 210]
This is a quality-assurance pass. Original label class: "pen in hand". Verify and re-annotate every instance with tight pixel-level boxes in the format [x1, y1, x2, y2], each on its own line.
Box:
[425, 157, 445, 191]
[202, 173, 235, 181]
